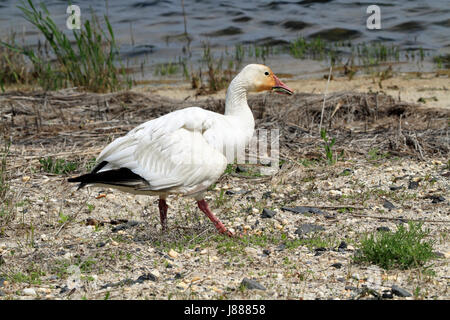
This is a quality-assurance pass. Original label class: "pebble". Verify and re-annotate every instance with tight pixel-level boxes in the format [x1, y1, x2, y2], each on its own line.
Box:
[22, 176, 31, 182]
[261, 208, 276, 218]
[244, 247, 259, 256]
[430, 195, 445, 203]
[391, 285, 412, 297]
[240, 278, 266, 291]
[377, 226, 391, 232]
[338, 241, 347, 251]
[137, 272, 158, 283]
[330, 190, 342, 196]
[331, 263, 342, 269]
[383, 199, 396, 210]
[295, 224, 325, 236]
[168, 249, 179, 258]
[23, 288, 37, 296]
[408, 180, 419, 190]
[262, 192, 272, 199]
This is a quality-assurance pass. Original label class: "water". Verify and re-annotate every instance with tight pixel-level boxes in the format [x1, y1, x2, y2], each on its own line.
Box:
[0, 0, 449, 80]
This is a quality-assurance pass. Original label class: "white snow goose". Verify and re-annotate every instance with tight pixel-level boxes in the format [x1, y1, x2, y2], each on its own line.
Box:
[68, 64, 293, 236]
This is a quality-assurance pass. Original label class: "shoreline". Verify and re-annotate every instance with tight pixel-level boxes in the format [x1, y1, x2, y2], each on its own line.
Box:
[134, 72, 450, 111]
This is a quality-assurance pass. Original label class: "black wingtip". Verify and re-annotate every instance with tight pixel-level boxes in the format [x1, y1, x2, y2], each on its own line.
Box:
[68, 161, 109, 190]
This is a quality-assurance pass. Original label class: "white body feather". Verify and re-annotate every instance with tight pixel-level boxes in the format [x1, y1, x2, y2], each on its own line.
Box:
[93, 65, 258, 199]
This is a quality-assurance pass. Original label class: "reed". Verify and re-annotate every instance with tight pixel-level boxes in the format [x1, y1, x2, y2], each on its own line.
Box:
[0, 0, 130, 92]
[0, 32, 35, 91]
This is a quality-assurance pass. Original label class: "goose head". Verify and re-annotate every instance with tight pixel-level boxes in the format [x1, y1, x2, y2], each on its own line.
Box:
[237, 64, 293, 95]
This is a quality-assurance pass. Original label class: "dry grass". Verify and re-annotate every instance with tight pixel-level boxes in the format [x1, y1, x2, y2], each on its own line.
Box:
[0, 88, 448, 300]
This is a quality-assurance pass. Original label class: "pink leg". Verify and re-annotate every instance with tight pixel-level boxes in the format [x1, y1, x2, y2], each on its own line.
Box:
[158, 198, 168, 231]
[197, 199, 234, 237]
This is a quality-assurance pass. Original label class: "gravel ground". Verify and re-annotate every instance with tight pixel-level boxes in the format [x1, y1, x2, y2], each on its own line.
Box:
[0, 88, 448, 300]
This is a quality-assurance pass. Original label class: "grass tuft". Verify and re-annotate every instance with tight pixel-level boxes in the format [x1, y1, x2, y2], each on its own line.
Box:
[1, 0, 130, 92]
[354, 222, 436, 270]
[39, 157, 78, 175]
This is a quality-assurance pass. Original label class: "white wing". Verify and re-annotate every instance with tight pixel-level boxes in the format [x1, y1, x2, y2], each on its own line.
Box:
[95, 107, 229, 193]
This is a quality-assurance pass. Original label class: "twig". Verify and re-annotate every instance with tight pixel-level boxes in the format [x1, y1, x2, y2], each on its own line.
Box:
[319, 66, 332, 132]
[348, 213, 450, 224]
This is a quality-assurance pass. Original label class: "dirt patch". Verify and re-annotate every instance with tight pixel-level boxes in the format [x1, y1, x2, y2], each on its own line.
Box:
[0, 88, 448, 300]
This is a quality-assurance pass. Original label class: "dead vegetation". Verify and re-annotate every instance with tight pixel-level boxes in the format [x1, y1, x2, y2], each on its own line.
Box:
[0, 88, 448, 300]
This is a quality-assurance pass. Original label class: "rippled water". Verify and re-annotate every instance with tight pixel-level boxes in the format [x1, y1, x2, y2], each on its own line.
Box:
[1, 0, 449, 79]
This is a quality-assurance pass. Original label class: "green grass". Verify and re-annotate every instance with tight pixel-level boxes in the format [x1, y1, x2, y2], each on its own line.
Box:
[367, 148, 390, 161]
[1, 0, 130, 92]
[289, 36, 330, 61]
[354, 222, 436, 270]
[39, 157, 78, 174]
[320, 129, 338, 165]
[0, 32, 35, 91]
[433, 54, 450, 69]
[154, 61, 179, 76]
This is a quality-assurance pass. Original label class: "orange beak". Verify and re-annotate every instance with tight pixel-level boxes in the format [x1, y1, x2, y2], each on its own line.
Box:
[272, 75, 293, 95]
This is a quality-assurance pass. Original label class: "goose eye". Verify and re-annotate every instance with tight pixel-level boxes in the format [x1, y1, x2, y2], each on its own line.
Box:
[264, 71, 269, 76]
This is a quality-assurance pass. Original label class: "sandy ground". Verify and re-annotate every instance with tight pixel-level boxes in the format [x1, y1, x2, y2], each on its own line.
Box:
[0, 75, 449, 300]
[137, 72, 450, 111]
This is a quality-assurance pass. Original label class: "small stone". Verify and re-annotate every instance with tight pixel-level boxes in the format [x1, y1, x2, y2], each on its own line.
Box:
[244, 247, 258, 256]
[314, 247, 327, 256]
[408, 180, 419, 190]
[168, 249, 179, 258]
[137, 273, 157, 283]
[176, 282, 188, 290]
[262, 249, 271, 256]
[391, 285, 412, 297]
[430, 195, 445, 203]
[382, 290, 394, 299]
[22, 176, 31, 182]
[377, 226, 390, 232]
[342, 168, 353, 175]
[389, 185, 402, 191]
[261, 208, 276, 218]
[175, 273, 183, 279]
[295, 223, 325, 236]
[236, 166, 248, 173]
[382, 199, 395, 210]
[96, 242, 106, 248]
[331, 263, 342, 269]
[240, 278, 266, 291]
[225, 189, 248, 196]
[330, 190, 342, 196]
[23, 288, 37, 296]
[338, 241, 347, 251]
[262, 192, 272, 199]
